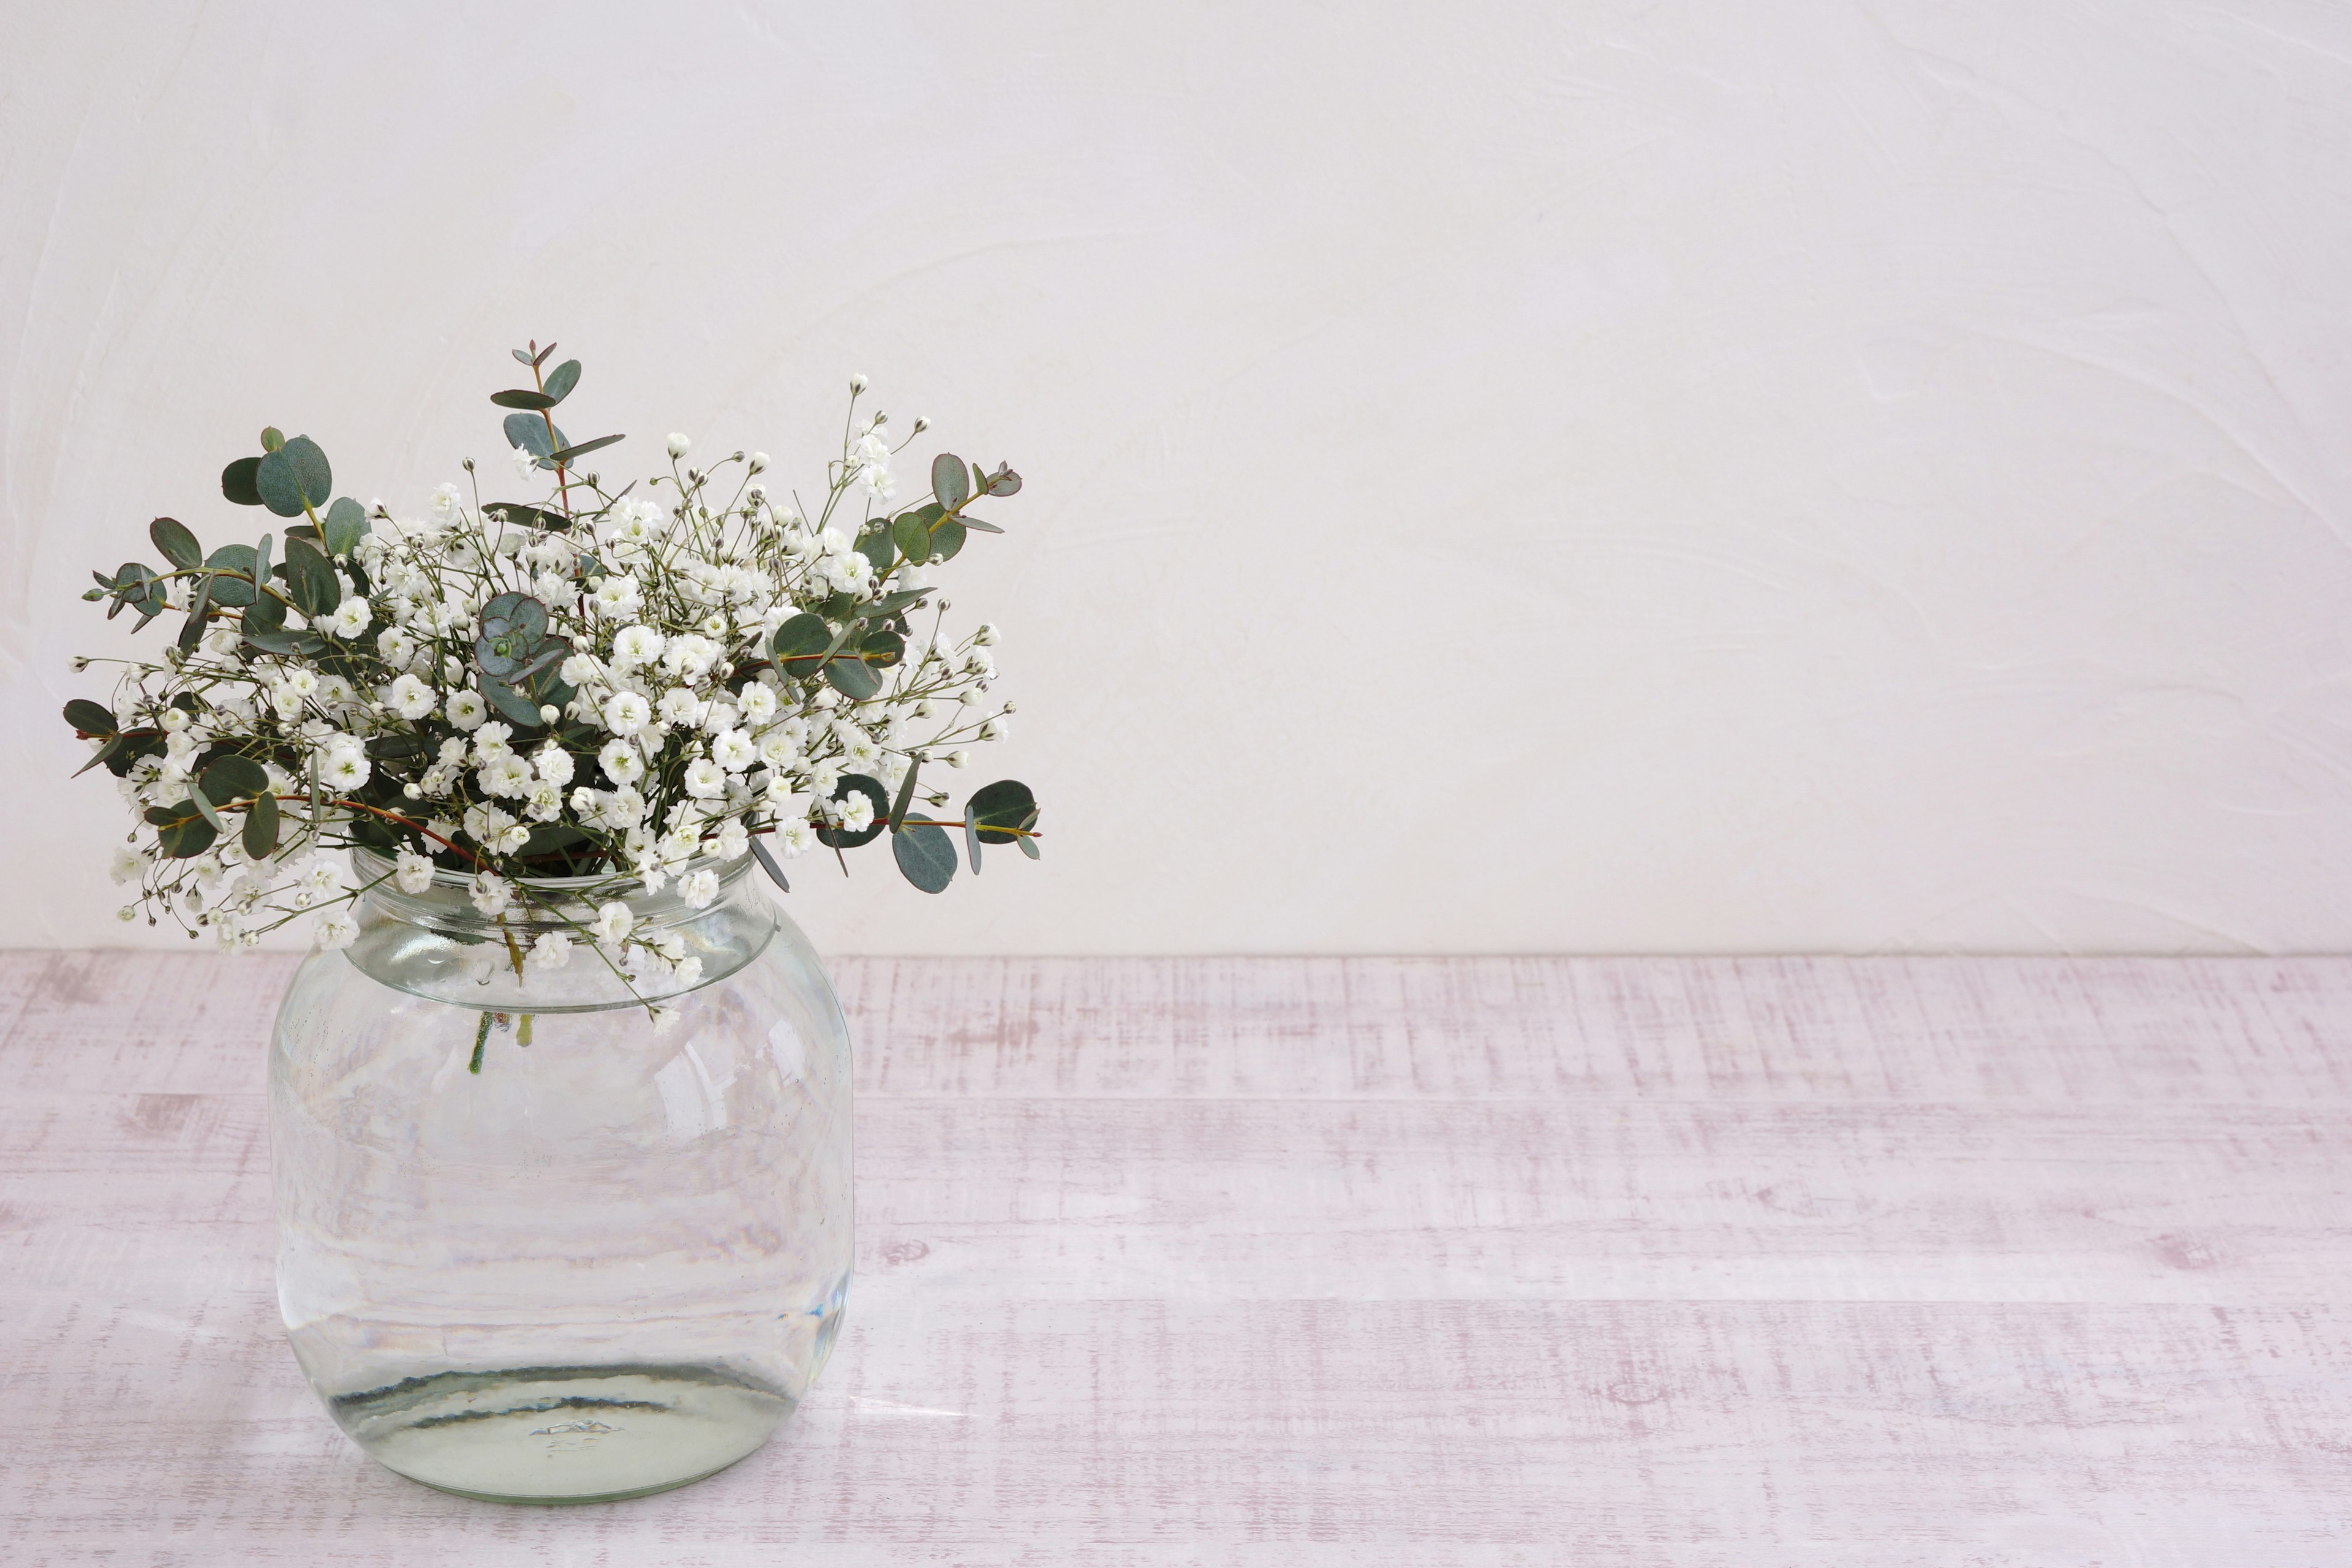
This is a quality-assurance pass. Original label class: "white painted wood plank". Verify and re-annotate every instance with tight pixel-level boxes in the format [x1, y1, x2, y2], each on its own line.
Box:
[5, 954, 2351, 1562]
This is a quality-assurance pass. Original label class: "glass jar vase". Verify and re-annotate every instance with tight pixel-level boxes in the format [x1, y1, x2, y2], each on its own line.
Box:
[268, 848, 853, 1504]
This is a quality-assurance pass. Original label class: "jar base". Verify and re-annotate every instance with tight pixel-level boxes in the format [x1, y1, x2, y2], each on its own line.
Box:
[331, 1363, 794, 1505]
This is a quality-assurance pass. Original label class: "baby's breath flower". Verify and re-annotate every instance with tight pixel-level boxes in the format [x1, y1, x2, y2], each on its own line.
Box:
[678, 869, 720, 910]
[393, 849, 435, 895]
[468, 871, 512, 918]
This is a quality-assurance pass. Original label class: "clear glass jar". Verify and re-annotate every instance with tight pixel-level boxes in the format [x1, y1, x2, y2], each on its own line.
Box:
[268, 848, 853, 1504]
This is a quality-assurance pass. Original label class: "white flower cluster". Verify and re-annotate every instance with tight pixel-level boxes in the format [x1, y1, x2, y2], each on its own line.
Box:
[76, 380, 1023, 1000]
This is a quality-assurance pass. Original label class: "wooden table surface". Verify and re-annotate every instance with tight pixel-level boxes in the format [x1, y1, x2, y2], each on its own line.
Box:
[6, 952, 2351, 1564]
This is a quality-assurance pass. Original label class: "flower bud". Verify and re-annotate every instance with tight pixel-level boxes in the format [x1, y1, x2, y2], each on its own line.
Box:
[748, 451, 769, 474]
[666, 432, 691, 458]
[539, 704, 560, 724]
[974, 622, 999, 646]
[402, 782, 423, 799]
[911, 417, 929, 434]
[849, 374, 869, 395]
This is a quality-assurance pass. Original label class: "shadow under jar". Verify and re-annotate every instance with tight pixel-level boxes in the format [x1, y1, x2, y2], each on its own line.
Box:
[268, 848, 853, 1504]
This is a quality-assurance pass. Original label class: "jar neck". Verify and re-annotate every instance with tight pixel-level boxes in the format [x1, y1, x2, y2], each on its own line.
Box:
[350, 848, 762, 938]
[339, 848, 779, 1012]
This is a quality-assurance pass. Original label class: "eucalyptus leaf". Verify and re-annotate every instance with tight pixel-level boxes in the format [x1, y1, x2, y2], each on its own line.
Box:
[961, 515, 1005, 534]
[542, 358, 580, 403]
[203, 545, 258, 606]
[187, 783, 225, 835]
[481, 676, 546, 727]
[546, 433, 622, 465]
[282, 435, 333, 506]
[149, 516, 202, 569]
[750, 836, 792, 894]
[504, 412, 557, 459]
[201, 755, 270, 802]
[322, 497, 369, 557]
[221, 456, 265, 507]
[892, 512, 930, 565]
[282, 537, 341, 617]
[155, 809, 216, 859]
[929, 515, 968, 561]
[889, 756, 921, 831]
[241, 590, 287, 634]
[62, 699, 116, 735]
[72, 734, 126, 777]
[963, 811, 983, 874]
[985, 464, 1022, 497]
[891, 818, 957, 894]
[254, 449, 307, 517]
[1018, 833, 1041, 860]
[932, 451, 970, 509]
[259, 426, 285, 452]
[823, 658, 881, 700]
[176, 576, 214, 653]
[856, 524, 895, 577]
[861, 588, 933, 621]
[511, 348, 536, 366]
[488, 503, 570, 531]
[855, 628, 905, 668]
[968, 778, 1038, 844]
[243, 789, 279, 859]
[475, 592, 549, 680]
[491, 389, 559, 410]
[769, 612, 831, 677]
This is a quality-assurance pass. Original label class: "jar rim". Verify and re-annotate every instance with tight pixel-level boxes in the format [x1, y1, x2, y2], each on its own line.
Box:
[349, 842, 759, 899]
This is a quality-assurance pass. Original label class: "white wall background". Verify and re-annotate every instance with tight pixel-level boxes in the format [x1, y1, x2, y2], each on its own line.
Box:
[7, 0, 2352, 955]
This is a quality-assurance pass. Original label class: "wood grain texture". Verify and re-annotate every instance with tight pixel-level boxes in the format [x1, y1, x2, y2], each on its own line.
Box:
[5, 953, 2352, 1564]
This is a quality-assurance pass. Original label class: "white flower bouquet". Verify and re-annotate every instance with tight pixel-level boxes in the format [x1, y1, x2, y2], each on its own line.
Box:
[65, 341, 1041, 1011]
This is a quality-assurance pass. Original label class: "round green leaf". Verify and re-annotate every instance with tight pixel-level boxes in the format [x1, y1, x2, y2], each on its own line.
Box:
[155, 810, 216, 859]
[201, 755, 270, 802]
[892, 513, 929, 565]
[323, 497, 369, 557]
[149, 516, 202, 568]
[542, 358, 581, 403]
[769, 612, 831, 677]
[243, 790, 279, 860]
[254, 449, 307, 517]
[929, 515, 968, 562]
[282, 537, 341, 617]
[62, 699, 116, 736]
[891, 818, 957, 894]
[855, 524, 895, 578]
[221, 457, 265, 507]
[504, 412, 557, 458]
[203, 545, 258, 606]
[968, 778, 1038, 844]
[824, 658, 881, 700]
[931, 451, 970, 509]
[282, 435, 332, 506]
